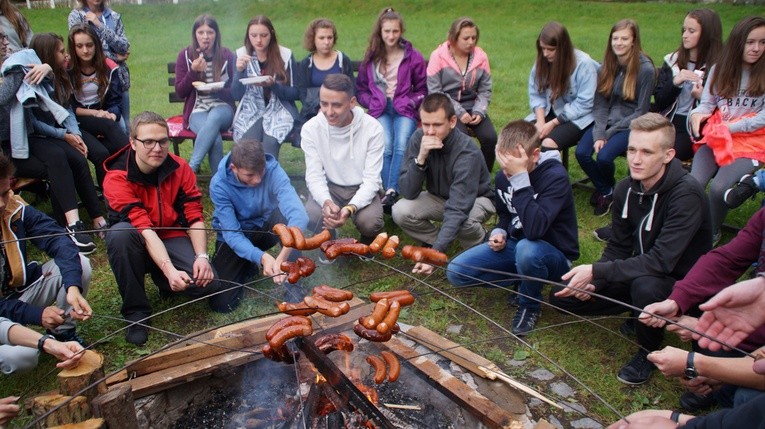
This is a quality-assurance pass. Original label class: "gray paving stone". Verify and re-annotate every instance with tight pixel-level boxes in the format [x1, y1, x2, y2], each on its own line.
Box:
[550, 381, 575, 398]
[547, 415, 564, 429]
[561, 401, 587, 414]
[571, 417, 603, 429]
[529, 368, 555, 381]
[528, 398, 543, 408]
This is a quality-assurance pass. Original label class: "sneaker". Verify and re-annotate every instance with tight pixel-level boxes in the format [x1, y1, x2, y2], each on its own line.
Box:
[617, 350, 655, 385]
[511, 308, 540, 336]
[66, 221, 96, 254]
[49, 329, 87, 347]
[619, 319, 636, 337]
[381, 190, 399, 215]
[507, 293, 519, 307]
[594, 194, 613, 217]
[712, 231, 722, 247]
[589, 190, 599, 207]
[679, 391, 717, 413]
[593, 225, 612, 242]
[125, 315, 149, 346]
[724, 174, 757, 209]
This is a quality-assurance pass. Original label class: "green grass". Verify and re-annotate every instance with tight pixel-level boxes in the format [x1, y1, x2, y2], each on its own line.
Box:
[3, 0, 761, 427]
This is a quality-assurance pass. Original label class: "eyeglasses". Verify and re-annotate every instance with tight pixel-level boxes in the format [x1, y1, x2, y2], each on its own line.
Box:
[134, 137, 170, 150]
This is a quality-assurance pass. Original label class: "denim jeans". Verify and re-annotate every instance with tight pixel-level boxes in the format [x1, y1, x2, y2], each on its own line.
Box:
[575, 128, 630, 196]
[446, 238, 570, 311]
[377, 100, 417, 192]
[189, 104, 234, 175]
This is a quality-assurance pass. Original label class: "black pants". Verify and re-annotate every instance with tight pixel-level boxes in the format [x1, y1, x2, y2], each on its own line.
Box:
[672, 114, 694, 162]
[549, 274, 676, 351]
[77, 116, 129, 186]
[4, 137, 103, 220]
[106, 222, 241, 318]
[212, 211, 300, 286]
[542, 111, 590, 151]
[456, 115, 497, 172]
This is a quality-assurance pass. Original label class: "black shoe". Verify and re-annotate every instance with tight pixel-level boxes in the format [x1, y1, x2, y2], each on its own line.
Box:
[66, 221, 96, 254]
[594, 194, 613, 217]
[617, 350, 655, 385]
[49, 329, 87, 347]
[619, 319, 636, 337]
[679, 391, 717, 413]
[511, 308, 540, 336]
[381, 190, 399, 215]
[125, 315, 150, 346]
[589, 190, 599, 206]
[593, 225, 612, 242]
[724, 174, 757, 209]
[507, 293, 519, 307]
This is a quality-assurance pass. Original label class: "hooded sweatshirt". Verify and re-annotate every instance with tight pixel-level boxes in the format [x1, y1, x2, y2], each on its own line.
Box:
[593, 158, 712, 284]
[493, 151, 579, 261]
[427, 41, 492, 118]
[210, 153, 309, 265]
[356, 38, 427, 120]
[691, 65, 765, 134]
[301, 105, 383, 210]
[398, 127, 493, 252]
[592, 53, 655, 141]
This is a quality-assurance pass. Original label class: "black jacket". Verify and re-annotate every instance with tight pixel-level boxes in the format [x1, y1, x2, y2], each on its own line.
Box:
[593, 158, 712, 284]
[683, 393, 765, 429]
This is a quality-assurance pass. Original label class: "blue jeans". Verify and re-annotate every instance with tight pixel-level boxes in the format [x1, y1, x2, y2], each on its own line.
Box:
[575, 128, 630, 196]
[377, 100, 417, 192]
[446, 238, 570, 311]
[189, 104, 234, 175]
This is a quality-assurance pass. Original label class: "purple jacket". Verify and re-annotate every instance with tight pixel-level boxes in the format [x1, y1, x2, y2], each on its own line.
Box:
[174, 46, 236, 129]
[356, 38, 427, 121]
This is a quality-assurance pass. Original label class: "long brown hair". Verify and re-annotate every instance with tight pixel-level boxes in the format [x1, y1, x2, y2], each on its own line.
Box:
[76, 0, 107, 11]
[675, 9, 722, 71]
[709, 16, 765, 98]
[303, 18, 337, 53]
[0, 0, 30, 47]
[363, 7, 404, 66]
[598, 19, 649, 101]
[68, 24, 110, 104]
[30, 33, 72, 106]
[244, 15, 287, 83]
[535, 22, 576, 101]
[189, 14, 224, 82]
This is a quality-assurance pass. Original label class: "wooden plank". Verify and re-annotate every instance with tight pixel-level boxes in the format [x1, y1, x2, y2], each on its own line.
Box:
[405, 325, 502, 378]
[108, 300, 373, 398]
[384, 336, 518, 429]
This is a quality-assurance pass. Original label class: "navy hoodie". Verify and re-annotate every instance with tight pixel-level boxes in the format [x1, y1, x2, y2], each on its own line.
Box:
[493, 151, 579, 261]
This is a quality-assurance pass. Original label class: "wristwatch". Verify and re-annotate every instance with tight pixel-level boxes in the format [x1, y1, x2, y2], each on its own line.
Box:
[37, 334, 54, 352]
[684, 351, 698, 379]
[414, 156, 425, 168]
[195, 253, 210, 261]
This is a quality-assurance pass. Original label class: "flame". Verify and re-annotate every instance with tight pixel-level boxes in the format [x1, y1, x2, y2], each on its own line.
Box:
[315, 373, 327, 384]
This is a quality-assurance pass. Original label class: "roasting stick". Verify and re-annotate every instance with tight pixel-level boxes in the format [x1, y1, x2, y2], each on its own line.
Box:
[404, 326, 561, 410]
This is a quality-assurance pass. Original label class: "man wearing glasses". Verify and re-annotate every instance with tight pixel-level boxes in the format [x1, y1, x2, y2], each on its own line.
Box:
[103, 111, 239, 345]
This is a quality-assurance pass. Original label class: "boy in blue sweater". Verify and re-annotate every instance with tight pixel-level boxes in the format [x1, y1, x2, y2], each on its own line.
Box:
[210, 140, 309, 300]
[446, 120, 579, 335]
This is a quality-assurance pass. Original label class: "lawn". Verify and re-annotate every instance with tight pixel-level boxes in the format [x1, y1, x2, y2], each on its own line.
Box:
[3, 0, 761, 427]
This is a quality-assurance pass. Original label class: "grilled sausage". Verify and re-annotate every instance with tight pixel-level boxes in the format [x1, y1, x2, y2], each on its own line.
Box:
[380, 350, 400, 382]
[376, 300, 401, 334]
[365, 298, 390, 329]
[354, 322, 393, 342]
[276, 301, 318, 316]
[366, 355, 387, 384]
[313, 285, 353, 302]
[368, 232, 389, 254]
[314, 333, 354, 354]
[266, 315, 312, 341]
[324, 243, 370, 260]
[288, 226, 306, 250]
[272, 224, 294, 248]
[320, 237, 357, 253]
[297, 257, 316, 277]
[268, 324, 313, 349]
[303, 229, 332, 250]
[380, 235, 400, 259]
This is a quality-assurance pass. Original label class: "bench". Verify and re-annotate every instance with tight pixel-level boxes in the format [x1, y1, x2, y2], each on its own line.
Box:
[166, 62, 234, 157]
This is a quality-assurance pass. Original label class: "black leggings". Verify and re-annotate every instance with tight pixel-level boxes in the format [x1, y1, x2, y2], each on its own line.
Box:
[77, 116, 129, 186]
[4, 137, 104, 220]
[456, 115, 497, 172]
[671, 114, 694, 162]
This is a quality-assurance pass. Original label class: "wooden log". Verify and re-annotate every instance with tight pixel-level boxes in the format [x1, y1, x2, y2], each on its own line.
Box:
[48, 418, 106, 429]
[58, 350, 107, 402]
[31, 394, 91, 429]
[91, 385, 138, 429]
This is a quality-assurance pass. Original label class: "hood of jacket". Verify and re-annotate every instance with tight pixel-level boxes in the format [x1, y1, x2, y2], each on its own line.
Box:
[619, 157, 687, 232]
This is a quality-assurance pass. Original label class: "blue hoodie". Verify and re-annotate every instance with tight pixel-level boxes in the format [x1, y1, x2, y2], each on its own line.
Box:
[210, 153, 308, 265]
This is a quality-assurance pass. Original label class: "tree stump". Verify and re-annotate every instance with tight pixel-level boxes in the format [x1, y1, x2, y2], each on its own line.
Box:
[31, 394, 91, 429]
[48, 418, 106, 429]
[58, 350, 107, 402]
[91, 385, 139, 429]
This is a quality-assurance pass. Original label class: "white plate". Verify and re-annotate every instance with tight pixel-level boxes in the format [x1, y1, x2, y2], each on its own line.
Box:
[239, 76, 272, 85]
[194, 81, 224, 91]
